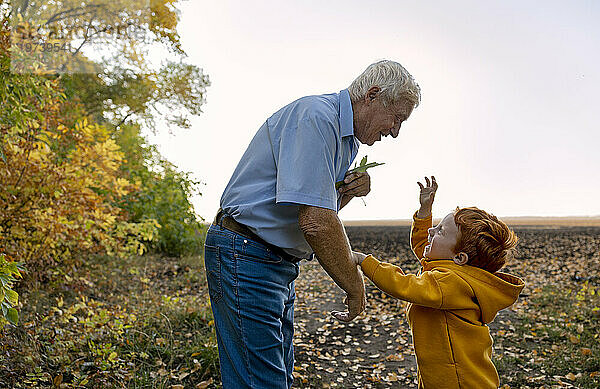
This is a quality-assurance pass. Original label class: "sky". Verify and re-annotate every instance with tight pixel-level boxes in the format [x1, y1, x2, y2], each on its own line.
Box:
[145, 0, 600, 221]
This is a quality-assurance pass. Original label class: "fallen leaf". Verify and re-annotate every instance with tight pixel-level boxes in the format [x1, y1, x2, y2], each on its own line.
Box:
[196, 378, 213, 389]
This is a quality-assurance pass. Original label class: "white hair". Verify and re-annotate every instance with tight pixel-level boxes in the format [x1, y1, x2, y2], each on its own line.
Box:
[348, 60, 421, 108]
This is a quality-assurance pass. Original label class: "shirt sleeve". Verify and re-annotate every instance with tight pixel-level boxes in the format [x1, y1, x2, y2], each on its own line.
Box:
[275, 113, 339, 210]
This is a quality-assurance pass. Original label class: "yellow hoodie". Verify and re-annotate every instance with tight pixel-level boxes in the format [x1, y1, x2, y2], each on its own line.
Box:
[360, 213, 524, 388]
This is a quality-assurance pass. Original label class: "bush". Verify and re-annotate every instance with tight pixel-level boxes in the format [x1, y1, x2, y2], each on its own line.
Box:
[115, 124, 205, 257]
[0, 254, 24, 328]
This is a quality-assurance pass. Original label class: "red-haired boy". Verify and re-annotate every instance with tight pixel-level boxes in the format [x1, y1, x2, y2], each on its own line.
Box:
[349, 176, 525, 388]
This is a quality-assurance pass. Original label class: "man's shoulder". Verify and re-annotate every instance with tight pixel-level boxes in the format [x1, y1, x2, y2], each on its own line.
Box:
[296, 92, 339, 110]
[281, 92, 340, 121]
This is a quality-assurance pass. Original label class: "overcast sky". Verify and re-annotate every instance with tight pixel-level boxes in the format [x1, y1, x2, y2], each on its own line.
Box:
[145, 0, 600, 221]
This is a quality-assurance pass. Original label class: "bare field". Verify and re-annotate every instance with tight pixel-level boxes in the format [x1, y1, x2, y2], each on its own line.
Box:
[343, 216, 600, 227]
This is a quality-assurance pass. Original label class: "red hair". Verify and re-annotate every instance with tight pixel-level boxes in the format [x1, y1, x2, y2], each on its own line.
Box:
[453, 207, 518, 273]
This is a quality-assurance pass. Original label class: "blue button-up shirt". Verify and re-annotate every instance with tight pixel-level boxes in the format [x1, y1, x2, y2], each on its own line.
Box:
[220, 89, 360, 258]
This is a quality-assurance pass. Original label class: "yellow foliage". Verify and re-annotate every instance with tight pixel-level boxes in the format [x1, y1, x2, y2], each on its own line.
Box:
[1, 97, 159, 275]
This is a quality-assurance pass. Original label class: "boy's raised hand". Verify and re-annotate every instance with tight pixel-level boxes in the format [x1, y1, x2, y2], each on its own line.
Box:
[417, 176, 437, 218]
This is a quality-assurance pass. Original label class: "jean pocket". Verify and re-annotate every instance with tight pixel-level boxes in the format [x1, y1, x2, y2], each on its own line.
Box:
[235, 237, 283, 264]
[204, 245, 223, 303]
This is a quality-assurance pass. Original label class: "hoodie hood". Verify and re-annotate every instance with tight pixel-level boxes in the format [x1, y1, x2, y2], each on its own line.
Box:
[424, 260, 525, 324]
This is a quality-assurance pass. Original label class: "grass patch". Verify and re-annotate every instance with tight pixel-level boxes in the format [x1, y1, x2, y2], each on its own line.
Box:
[494, 282, 600, 388]
[0, 254, 220, 388]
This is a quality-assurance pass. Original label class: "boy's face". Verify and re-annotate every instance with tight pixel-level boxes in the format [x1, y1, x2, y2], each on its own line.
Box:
[424, 212, 460, 260]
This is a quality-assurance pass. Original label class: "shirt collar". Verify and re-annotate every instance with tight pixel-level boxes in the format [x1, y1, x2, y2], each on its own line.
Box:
[339, 89, 354, 138]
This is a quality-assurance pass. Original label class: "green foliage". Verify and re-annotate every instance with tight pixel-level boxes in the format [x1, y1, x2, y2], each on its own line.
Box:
[8, 0, 210, 133]
[0, 254, 24, 327]
[115, 124, 205, 257]
[352, 155, 386, 173]
[336, 155, 385, 189]
[59, 61, 210, 133]
[9, 0, 185, 55]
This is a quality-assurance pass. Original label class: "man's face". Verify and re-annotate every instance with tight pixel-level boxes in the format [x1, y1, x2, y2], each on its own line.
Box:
[424, 212, 460, 260]
[354, 92, 414, 146]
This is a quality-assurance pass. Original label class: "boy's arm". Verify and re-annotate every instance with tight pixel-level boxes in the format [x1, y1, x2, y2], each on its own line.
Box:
[411, 175, 437, 260]
[360, 255, 444, 308]
[410, 212, 432, 260]
[354, 252, 476, 309]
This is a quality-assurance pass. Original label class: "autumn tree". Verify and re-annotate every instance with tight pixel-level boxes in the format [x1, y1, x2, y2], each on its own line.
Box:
[6, 0, 210, 258]
[0, 6, 165, 326]
[8, 0, 209, 132]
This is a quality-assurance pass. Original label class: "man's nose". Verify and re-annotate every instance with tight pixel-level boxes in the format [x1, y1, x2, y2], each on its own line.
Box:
[391, 123, 401, 138]
[427, 227, 435, 235]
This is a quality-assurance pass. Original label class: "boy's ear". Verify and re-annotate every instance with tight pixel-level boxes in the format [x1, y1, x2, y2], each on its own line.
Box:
[453, 252, 468, 266]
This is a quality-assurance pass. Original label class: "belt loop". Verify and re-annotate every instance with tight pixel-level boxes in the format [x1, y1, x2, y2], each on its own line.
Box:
[215, 208, 224, 226]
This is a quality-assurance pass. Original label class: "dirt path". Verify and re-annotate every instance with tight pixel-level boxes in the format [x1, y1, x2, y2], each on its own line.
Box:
[294, 260, 418, 388]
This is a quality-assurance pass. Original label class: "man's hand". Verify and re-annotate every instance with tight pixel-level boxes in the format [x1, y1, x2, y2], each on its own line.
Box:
[330, 255, 366, 321]
[331, 286, 366, 322]
[417, 176, 437, 218]
[337, 171, 371, 198]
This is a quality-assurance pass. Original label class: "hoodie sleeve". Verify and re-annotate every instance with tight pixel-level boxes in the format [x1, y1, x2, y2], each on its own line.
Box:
[361, 255, 477, 310]
[361, 254, 444, 308]
[410, 212, 432, 261]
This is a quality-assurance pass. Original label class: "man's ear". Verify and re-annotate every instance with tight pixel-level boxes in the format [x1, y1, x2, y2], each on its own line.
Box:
[365, 86, 381, 102]
[453, 252, 468, 266]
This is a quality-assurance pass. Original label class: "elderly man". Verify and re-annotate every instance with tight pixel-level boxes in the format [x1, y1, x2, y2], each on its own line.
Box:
[204, 60, 421, 388]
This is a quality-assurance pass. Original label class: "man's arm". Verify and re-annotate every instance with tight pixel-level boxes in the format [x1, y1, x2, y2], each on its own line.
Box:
[298, 205, 366, 322]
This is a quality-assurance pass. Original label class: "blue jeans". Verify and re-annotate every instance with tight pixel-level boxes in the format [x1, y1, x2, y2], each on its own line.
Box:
[204, 223, 299, 389]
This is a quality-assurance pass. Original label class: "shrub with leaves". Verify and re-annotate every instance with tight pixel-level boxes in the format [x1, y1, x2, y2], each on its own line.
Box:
[0, 113, 159, 274]
[115, 124, 205, 257]
[0, 254, 24, 327]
